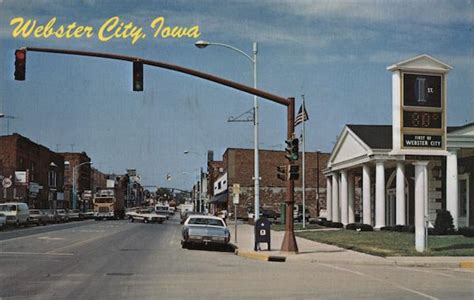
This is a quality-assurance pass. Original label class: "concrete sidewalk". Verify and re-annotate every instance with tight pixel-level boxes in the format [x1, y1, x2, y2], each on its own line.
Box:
[228, 221, 474, 268]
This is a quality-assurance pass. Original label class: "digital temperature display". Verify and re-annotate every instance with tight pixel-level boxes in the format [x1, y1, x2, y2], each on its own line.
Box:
[403, 111, 442, 129]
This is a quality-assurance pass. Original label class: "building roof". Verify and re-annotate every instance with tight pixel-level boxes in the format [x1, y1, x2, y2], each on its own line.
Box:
[347, 125, 392, 150]
[447, 122, 474, 133]
[347, 123, 474, 150]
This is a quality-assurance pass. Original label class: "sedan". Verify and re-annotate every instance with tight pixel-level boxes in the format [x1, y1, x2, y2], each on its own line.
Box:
[181, 215, 230, 249]
[129, 209, 167, 224]
[28, 209, 49, 226]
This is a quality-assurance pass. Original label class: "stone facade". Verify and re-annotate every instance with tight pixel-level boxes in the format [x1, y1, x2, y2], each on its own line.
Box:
[209, 148, 330, 218]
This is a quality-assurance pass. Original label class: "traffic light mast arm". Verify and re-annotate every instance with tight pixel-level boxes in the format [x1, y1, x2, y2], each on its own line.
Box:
[23, 47, 290, 106]
[17, 46, 299, 253]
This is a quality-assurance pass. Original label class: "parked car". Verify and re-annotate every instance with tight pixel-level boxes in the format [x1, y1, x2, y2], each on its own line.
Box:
[56, 209, 69, 222]
[28, 209, 49, 226]
[67, 209, 81, 221]
[129, 208, 167, 224]
[84, 209, 95, 219]
[181, 215, 230, 249]
[261, 209, 280, 221]
[294, 205, 311, 222]
[43, 209, 61, 224]
[0, 213, 6, 229]
[0, 202, 30, 226]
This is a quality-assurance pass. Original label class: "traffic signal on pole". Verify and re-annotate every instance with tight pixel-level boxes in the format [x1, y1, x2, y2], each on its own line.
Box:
[285, 137, 299, 161]
[277, 165, 288, 181]
[133, 61, 143, 91]
[289, 165, 300, 180]
[14, 49, 26, 81]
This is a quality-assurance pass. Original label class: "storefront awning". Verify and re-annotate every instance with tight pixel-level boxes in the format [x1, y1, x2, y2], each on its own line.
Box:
[210, 191, 228, 203]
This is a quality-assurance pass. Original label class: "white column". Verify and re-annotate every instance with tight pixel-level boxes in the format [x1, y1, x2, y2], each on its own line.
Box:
[332, 173, 340, 222]
[326, 177, 333, 221]
[446, 149, 459, 228]
[375, 161, 385, 229]
[348, 173, 355, 224]
[362, 164, 372, 226]
[340, 170, 348, 225]
[414, 161, 429, 252]
[396, 162, 406, 225]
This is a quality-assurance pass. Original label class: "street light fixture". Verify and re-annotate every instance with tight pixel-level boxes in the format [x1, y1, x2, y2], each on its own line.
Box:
[72, 161, 92, 210]
[194, 40, 260, 222]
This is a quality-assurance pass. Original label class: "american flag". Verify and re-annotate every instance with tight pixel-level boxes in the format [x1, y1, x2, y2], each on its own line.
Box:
[294, 102, 309, 127]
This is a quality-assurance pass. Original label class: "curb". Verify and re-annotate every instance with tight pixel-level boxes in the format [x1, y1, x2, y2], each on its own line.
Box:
[460, 261, 474, 268]
[235, 249, 286, 262]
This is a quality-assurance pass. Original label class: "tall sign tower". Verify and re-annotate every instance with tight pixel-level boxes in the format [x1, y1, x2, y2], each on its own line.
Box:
[388, 54, 452, 156]
[387, 55, 452, 252]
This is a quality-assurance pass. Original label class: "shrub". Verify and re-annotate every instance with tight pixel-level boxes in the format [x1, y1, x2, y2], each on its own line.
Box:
[345, 223, 358, 230]
[458, 227, 474, 238]
[434, 210, 455, 235]
[380, 226, 393, 231]
[345, 223, 374, 231]
[330, 222, 344, 228]
[401, 225, 415, 233]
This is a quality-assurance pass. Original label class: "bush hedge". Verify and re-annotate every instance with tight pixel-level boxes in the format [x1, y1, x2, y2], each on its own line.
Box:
[379, 225, 415, 233]
[319, 220, 344, 228]
[345, 223, 374, 231]
[434, 210, 455, 235]
[458, 227, 474, 238]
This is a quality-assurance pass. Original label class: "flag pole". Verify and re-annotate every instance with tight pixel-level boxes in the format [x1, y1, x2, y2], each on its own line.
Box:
[302, 95, 306, 229]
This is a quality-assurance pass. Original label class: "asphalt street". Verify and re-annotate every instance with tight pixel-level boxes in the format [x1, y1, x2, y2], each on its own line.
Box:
[1, 216, 473, 299]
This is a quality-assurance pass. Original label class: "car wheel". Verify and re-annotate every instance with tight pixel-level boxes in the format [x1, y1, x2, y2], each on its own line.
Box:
[181, 241, 188, 249]
[130, 218, 135, 223]
[144, 218, 149, 224]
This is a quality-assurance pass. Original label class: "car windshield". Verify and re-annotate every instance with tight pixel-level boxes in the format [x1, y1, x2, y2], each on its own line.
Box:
[188, 218, 224, 227]
[0, 205, 16, 211]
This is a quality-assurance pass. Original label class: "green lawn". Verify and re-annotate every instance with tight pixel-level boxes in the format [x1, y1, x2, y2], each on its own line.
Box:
[297, 230, 474, 257]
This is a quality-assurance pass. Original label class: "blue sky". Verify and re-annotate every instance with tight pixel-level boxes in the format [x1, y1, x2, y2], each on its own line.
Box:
[0, 0, 472, 190]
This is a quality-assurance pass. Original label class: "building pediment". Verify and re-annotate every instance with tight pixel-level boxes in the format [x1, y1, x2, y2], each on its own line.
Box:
[328, 127, 371, 168]
[387, 54, 453, 73]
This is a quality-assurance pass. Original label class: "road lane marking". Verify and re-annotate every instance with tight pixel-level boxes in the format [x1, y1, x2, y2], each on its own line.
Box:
[318, 263, 439, 300]
[45, 223, 135, 254]
[0, 251, 73, 256]
[38, 236, 66, 240]
[396, 266, 455, 278]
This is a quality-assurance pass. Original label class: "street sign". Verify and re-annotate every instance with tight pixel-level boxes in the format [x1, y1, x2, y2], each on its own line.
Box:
[232, 183, 240, 195]
[233, 193, 239, 204]
[2, 177, 12, 188]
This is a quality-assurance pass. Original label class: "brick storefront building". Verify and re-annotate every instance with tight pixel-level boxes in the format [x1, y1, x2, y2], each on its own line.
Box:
[60, 152, 92, 209]
[0, 134, 64, 209]
[208, 148, 330, 218]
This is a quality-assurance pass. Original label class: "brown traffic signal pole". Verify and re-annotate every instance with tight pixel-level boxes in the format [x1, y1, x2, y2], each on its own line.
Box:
[16, 47, 299, 253]
[281, 97, 298, 252]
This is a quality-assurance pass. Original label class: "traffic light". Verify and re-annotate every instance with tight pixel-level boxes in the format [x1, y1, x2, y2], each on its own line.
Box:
[14, 49, 26, 81]
[133, 61, 143, 91]
[285, 137, 299, 161]
[289, 165, 300, 180]
[277, 165, 288, 181]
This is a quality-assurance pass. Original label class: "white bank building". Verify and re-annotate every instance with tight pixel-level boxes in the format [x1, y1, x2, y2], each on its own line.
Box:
[323, 55, 473, 251]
